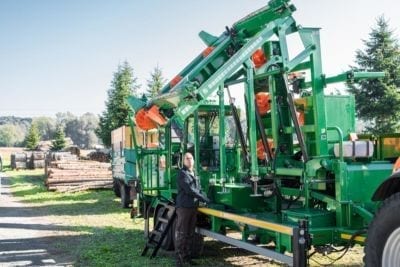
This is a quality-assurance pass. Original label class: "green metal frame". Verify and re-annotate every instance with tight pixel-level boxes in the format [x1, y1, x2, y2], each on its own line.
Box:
[120, 0, 400, 265]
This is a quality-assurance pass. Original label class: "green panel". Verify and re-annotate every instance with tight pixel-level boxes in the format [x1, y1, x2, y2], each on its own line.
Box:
[282, 208, 335, 228]
[325, 95, 355, 142]
[124, 148, 136, 182]
[345, 162, 392, 203]
[211, 184, 265, 210]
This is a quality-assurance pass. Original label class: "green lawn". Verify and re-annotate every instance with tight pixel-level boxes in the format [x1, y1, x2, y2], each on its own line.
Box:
[6, 169, 176, 267]
[5, 169, 363, 266]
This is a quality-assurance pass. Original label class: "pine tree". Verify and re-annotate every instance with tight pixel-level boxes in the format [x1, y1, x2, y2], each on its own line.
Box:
[96, 61, 140, 146]
[348, 16, 400, 134]
[51, 126, 66, 151]
[25, 123, 40, 150]
[146, 66, 166, 98]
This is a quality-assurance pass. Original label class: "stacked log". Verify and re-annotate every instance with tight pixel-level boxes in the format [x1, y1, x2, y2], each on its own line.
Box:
[48, 152, 78, 161]
[30, 151, 45, 169]
[87, 150, 111, 162]
[11, 151, 47, 170]
[11, 153, 27, 170]
[45, 159, 112, 193]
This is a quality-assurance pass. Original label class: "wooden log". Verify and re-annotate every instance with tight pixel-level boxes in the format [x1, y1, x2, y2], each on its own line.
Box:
[14, 162, 27, 170]
[32, 160, 45, 169]
[13, 153, 27, 162]
[48, 181, 113, 193]
[49, 161, 111, 169]
[46, 169, 112, 175]
[46, 178, 113, 184]
[46, 174, 112, 179]
[32, 152, 45, 160]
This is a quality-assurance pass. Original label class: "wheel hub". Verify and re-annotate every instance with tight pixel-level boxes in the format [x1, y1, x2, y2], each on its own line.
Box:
[382, 226, 400, 267]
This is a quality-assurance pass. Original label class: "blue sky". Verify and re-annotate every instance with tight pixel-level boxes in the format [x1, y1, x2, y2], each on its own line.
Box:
[0, 0, 399, 117]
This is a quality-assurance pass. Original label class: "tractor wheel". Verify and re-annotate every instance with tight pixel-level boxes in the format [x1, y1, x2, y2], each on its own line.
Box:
[154, 207, 174, 250]
[120, 183, 131, 208]
[364, 192, 400, 266]
[112, 178, 121, 197]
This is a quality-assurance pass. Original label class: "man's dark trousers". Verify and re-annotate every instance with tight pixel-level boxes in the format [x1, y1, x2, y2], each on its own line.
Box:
[175, 207, 197, 263]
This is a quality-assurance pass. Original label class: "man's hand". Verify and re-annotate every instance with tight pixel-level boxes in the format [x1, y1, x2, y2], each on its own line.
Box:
[202, 196, 211, 204]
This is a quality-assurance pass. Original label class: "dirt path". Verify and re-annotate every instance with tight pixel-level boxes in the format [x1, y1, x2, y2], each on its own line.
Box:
[0, 173, 74, 267]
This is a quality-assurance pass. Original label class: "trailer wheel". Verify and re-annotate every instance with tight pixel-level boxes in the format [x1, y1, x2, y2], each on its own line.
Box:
[120, 183, 131, 208]
[364, 192, 400, 266]
[112, 178, 121, 197]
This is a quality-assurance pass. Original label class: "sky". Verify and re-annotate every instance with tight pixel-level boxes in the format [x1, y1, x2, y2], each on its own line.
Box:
[0, 0, 399, 118]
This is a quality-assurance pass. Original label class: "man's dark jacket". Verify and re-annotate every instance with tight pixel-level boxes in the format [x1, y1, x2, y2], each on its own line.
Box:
[176, 166, 209, 208]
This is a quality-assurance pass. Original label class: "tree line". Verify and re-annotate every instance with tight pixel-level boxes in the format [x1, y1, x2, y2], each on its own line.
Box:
[0, 113, 100, 148]
[0, 63, 167, 149]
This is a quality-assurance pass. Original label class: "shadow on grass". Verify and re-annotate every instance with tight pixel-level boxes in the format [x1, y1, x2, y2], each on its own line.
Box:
[0, 225, 176, 267]
[2, 175, 126, 217]
[0, 201, 127, 217]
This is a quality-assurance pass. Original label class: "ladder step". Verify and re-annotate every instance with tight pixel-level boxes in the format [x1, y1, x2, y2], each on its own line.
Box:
[157, 217, 169, 224]
[147, 241, 158, 248]
[151, 230, 163, 237]
[141, 204, 177, 258]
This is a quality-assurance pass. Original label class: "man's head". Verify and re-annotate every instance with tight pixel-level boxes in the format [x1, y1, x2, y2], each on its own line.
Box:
[183, 152, 194, 171]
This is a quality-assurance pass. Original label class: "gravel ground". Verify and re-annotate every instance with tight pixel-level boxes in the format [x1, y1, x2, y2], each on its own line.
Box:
[0, 174, 75, 267]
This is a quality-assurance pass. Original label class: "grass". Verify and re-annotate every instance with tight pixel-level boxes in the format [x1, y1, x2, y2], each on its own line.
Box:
[5, 169, 176, 267]
[4, 169, 364, 266]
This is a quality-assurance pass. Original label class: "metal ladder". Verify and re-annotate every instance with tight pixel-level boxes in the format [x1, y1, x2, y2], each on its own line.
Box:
[141, 203, 176, 259]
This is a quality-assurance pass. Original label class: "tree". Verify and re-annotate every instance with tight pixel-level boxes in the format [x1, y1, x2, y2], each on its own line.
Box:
[348, 16, 400, 134]
[65, 113, 99, 148]
[55, 112, 76, 130]
[0, 124, 25, 147]
[51, 126, 66, 151]
[146, 65, 166, 98]
[25, 123, 40, 150]
[96, 61, 140, 146]
[33, 116, 56, 140]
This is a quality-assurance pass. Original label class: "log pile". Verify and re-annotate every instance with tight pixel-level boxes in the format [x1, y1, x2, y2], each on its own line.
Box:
[29, 152, 45, 169]
[45, 159, 112, 193]
[11, 153, 27, 170]
[87, 150, 111, 162]
[11, 151, 47, 170]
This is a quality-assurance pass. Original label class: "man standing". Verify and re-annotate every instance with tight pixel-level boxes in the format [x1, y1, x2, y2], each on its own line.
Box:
[175, 152, 210, 266]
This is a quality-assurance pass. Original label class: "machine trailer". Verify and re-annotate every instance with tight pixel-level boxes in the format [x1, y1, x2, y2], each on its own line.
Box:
[112, 0, 400, 265]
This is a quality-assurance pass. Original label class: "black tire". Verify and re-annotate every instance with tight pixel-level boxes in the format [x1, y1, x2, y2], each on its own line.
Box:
[155, 207, 175, 251]
[120, 183, 131, 208]
[364, 192, 400, 267]
[113, 178, 121, 197]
